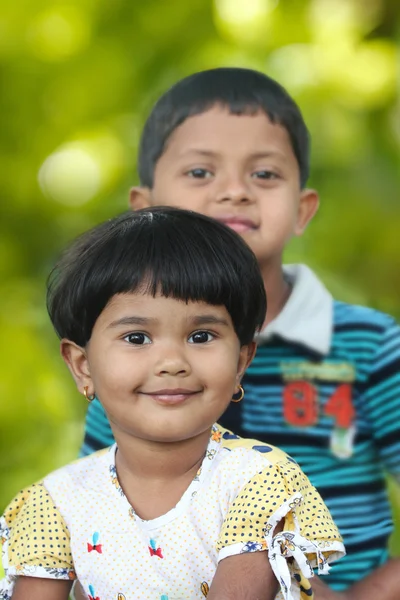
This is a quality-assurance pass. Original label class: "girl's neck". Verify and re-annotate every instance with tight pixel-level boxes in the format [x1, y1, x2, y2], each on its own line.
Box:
[259, 260, 291, 328]
[114, 427, 211, 481]
[111, 428, 212, 520]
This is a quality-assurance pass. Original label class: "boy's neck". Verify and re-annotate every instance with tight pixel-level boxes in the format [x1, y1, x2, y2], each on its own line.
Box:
[260, 260, 292, 328]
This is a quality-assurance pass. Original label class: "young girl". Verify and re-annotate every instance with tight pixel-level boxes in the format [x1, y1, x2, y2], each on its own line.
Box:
[0, 208, 344, 600]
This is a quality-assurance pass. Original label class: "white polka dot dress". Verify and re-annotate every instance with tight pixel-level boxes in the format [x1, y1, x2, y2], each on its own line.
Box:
[0, 425, 345, 600]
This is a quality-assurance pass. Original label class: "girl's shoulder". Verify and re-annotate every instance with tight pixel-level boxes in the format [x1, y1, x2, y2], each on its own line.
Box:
[215, 424, 296, 467]
[209, 424, 306, 504]
[44, 445, 113, 490]
[2, 446, 112, 533]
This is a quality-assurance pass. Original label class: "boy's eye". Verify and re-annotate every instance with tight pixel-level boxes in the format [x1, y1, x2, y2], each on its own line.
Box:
[252, 170, 278, 180]
[186, 168, 213, 179]
[124, 332, 151, 345]
[188, 331, 214, 344]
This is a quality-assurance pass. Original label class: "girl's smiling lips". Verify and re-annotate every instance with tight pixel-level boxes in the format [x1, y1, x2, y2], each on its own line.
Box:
[140, 388, 201, 405]
[215, 215, 257, 234]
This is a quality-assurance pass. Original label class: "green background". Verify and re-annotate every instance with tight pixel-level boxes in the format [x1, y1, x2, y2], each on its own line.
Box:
[0, 0, 399, 567]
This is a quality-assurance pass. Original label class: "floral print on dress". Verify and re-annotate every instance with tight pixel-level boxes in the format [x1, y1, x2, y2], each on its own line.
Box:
[211, 428, 221, 443]
[201, 581, 209, 596]
[109, 465, 124, 496]
[0, 518, 9, 546]
[193, 467, 202, 481]
[88, 583, 101, 600]
[87, 531, 102, 554]
[241, 540, 266, 553]
[289, 496, 302, 510]
[148, 538, 163, 558]
[46, 567, 75, 580]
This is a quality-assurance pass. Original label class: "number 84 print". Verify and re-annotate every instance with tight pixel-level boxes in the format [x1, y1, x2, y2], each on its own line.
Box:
[283, 382, 355, 429]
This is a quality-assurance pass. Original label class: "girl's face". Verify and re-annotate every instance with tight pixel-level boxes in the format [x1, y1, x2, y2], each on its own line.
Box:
[62, 292, 255, 444]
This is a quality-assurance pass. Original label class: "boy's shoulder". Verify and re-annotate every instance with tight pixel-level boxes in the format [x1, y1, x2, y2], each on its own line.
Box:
[333, 298, 398, 333]
[283, 264, 399, 347]
[285, 263, 397, 334]
[262, 265, 396, 357]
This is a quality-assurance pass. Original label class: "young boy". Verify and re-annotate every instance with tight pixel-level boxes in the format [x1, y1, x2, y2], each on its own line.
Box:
[80, 68, 400, 599]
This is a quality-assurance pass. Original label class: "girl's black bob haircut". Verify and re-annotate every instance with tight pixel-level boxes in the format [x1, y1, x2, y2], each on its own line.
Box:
[138, 67, 310, 189]
[47, 207, 266, 347]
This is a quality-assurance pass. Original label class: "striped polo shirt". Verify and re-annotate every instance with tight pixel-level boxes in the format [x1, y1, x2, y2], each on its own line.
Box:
[80, 265, 400, 591]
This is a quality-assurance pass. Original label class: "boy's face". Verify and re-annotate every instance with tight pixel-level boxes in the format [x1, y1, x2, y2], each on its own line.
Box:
[131, 106, 318, 267]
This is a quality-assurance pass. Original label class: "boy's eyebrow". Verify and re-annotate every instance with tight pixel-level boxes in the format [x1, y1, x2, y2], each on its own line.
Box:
[247, 150, 286, 161]
[107, 316, 155, 328]
[180, 149, 286, 161]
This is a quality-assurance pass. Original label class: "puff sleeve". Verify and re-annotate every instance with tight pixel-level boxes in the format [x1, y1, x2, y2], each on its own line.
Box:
[0, 483, 75, 600]
[217, 457, 345, 600]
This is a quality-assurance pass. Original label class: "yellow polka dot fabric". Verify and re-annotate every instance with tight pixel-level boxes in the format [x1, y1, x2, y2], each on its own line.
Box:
[217, 458, 341, 552]
[216, 428, 344, 600]
[3, 483, 74, 572]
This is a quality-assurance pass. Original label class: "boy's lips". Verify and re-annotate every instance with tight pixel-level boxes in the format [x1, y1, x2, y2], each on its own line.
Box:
[215, 215, 257, 233]
[140, 388, 201, 405]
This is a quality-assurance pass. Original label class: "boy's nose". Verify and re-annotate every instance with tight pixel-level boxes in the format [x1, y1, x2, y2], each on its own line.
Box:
[215, 178, 254, 205]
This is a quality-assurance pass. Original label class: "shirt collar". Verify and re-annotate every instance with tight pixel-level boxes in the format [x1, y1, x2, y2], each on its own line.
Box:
[256, 264, 333, 355]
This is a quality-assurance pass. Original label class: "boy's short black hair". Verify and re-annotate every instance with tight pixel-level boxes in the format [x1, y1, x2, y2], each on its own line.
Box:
[138, 67, 310, 189]
[47, 207, 266, 347]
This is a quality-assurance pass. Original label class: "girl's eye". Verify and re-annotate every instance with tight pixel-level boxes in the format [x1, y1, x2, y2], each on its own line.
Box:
[188, 331, 214, 344]
[124, 333, 151, 345]
[252, 170, 278, 180]
[186, 168, 213, 179]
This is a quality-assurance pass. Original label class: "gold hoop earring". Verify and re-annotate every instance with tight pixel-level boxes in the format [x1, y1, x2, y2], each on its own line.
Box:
[83, 386, 96, 402]
[232, 384, 244, 403]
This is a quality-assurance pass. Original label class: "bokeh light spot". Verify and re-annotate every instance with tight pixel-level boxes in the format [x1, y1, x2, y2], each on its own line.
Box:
[267, 44, 317, 91]
[27, 5, 90, 61]
[214, 0, 278, 42]
[215, 0, 277, 25]
[39, 146, 101, 206]
[38, 130, 125, 206]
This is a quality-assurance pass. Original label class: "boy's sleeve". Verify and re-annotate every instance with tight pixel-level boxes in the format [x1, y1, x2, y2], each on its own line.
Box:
[217, 458, 345, 600]
[79, 398, 115, 457]
[364, 319, 400, 483]
[0, 483, 75, 599]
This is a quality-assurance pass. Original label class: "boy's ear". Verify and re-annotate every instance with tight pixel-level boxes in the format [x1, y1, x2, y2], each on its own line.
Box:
[294, 188, 319, 236]
[237, 341, 257, 382]
[129, 186, 152, 211]
[60, 339, 93, 397]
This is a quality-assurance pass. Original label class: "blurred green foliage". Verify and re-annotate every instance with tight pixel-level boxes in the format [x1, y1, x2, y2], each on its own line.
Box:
[0, 0, 399, 564]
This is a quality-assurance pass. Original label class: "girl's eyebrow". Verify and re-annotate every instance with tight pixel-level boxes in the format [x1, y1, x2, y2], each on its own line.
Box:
[107, 316, 155, 328]
[107, 315, 230, 328]
[180, 149, 217, 158]
[191, 315, 230, 327]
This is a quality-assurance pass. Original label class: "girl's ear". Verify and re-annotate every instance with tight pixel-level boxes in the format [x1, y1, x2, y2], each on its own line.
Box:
[129, 186, 152, 210]
[60, 339, 94, 396]
[237, 341, 257, 382]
